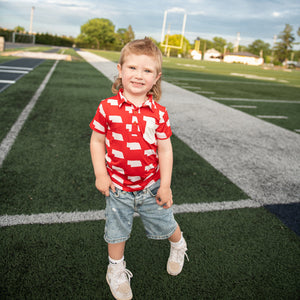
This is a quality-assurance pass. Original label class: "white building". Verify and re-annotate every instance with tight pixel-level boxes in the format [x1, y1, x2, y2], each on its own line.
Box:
[204, 48, 221, 62]
[224, 52, 264, 66]
[191, 49, 202, 60]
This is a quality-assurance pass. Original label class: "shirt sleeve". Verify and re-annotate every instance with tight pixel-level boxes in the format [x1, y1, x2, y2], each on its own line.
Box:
[156, 107, 172, 140]
[89, 101, 107, 134]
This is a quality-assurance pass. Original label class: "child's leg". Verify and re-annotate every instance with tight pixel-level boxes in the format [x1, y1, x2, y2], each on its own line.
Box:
[106, 241, 133, 300]
[108, 241, 126, 260]
[167, 225, 189, 276]
[168, 225, 182, 243]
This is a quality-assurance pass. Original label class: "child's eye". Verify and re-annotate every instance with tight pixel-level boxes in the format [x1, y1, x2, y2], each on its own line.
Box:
[144, 69, 152, 73]
[129, 66, 136, 70]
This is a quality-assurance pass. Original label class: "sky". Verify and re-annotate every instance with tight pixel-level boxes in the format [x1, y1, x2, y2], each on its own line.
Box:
[0, 0, 299, 49]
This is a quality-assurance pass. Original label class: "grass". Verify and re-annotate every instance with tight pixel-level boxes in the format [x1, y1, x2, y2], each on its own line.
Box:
[4, 46, 53, 52]
[1, 210, 299, 299]
[1, 52, 299, 299]
[58, 48, 85, 61]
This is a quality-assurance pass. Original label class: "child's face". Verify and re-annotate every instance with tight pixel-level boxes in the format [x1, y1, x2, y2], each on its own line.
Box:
[117, 53, 161, 101]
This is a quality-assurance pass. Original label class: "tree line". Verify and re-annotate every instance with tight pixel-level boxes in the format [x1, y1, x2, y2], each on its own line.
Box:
[1, 18, 299, 64]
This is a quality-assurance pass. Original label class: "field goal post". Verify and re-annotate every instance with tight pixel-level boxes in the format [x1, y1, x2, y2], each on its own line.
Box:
[160, 9, 187, 56]
[12, 32, 36, 44]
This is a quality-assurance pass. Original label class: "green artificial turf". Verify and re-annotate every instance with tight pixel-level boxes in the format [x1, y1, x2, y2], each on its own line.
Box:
[1, 50, 299, 300]
[1, 209, 299, 299]
[0, 60, 248, 215]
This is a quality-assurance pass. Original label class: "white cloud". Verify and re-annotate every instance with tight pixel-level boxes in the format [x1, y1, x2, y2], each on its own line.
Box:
[272, 11, 281, 17]
[167, 7, 186, 13]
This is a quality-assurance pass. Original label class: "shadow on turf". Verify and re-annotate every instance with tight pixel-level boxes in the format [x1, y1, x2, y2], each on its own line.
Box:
[264, 202, 300, 236]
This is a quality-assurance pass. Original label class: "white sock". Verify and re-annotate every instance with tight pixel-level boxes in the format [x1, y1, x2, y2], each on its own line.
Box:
[170, 232, 185, 247]
[109, 256, 124, 265]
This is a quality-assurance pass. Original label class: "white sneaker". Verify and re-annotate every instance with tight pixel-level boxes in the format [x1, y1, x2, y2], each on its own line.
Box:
[167, 237, 189, 276]
[106, 261, 133, 300]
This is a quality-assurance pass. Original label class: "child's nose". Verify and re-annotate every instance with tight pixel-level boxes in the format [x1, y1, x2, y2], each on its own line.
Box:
[135, 69, 143, 78]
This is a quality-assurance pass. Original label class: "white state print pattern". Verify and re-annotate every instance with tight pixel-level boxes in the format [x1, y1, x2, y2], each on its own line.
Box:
[159, 110, 165, 123]
[112, 174, 124, 184]
[127, 184, 142, 189]
[126, 124, 132, 132]
[125, 106, 134, 113]
[112, 165, 125, 174]
[145, 164, 155, 171]
[112, 132, 124, 141]
[93, 120, 105, 132]
[144, 149, 156, 156]
[107, 99, 118, 106]
[112, 149, 124, 159]
[109, 115, 123, 123]
[145, 179, 156, 188]
[156, 132, 167, 139]
[99, 104, 106, 117]
[127, 142, 141, 150]
[128, 176, 141, 182]
[127, 160, 142, 167]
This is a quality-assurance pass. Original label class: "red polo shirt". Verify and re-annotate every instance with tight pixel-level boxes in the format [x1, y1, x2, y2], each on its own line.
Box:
[90, 90, 172, 192]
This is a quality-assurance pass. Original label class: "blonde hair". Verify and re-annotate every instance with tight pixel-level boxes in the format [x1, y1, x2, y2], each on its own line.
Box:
[112, 37, 163, 101]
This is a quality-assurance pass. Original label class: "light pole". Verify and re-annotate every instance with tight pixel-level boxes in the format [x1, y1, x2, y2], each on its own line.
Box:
[29, 6, 35, 34]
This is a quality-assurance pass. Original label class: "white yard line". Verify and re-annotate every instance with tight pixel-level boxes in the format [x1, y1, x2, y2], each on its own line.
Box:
[257, 115, 288, 119]
[231, 105, 257, 109]
[0, 199, 260, 227]
[0, 80, 16, 84]
[211, 97, 300, 104]
[0, 66, 33, 71]
[0, 69, 29, 74]
[0, 60, 59, 167]
[166, 77, 291, 86]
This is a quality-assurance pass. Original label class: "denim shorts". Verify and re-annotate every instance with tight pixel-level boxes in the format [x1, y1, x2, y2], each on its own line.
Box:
[104, 180, 178, 244]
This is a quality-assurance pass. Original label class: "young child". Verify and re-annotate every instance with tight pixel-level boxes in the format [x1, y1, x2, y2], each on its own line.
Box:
[90, 37, 188, 300]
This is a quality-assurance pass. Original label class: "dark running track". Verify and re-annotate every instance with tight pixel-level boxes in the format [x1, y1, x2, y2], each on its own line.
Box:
[0, 58, 44, 92]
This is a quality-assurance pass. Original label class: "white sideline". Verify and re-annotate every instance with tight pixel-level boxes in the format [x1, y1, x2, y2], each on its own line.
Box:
[0, 60, 59, 167]
[0, 199, 260, 227]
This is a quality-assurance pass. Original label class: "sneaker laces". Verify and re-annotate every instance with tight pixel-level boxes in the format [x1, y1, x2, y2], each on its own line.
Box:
[112, 265, 133, 286]
[170, 244, 189, 263]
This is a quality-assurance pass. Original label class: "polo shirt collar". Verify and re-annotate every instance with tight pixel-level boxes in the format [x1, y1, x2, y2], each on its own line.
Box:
[118, 89, 156, 112]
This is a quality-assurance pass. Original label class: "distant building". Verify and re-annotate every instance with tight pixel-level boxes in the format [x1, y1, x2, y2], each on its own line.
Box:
[191, 49, 202, 60]
[204, 48, 221, 62]
[224, 52, 264, 66]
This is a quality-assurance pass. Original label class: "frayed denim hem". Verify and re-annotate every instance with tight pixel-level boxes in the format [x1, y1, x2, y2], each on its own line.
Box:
[146, 223, 178, 240]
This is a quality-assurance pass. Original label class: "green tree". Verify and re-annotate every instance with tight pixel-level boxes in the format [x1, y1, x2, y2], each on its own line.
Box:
[161, 34, 191, 57]
[226, 42, 234, 53]
[274, 24, 295, 63]
[14, 26, 25, 32]
[193, 38, 213, 56]
[212, 37, 227, 53]
[77, 18, 116, 49]
[115, 25, 135, 50]
[247, 39, 271, 61]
